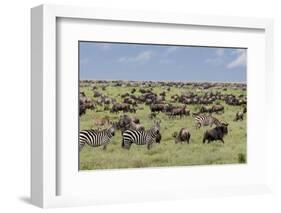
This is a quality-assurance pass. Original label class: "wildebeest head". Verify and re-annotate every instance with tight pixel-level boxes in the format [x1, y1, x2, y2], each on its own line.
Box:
[218, 123, 228, 135]
[155, 132, 161, 144]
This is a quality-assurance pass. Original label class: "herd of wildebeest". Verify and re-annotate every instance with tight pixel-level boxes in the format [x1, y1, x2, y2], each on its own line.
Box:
[79, 80, 247, 152]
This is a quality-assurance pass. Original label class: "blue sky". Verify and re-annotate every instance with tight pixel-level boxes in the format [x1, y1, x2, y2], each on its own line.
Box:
[79, 42, 246, 82]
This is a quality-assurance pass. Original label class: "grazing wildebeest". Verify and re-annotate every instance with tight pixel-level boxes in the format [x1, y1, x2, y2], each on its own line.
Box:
[175, 128, 191, 144]
[80, 97, 96, 113]
[93, 91, 102, 97]
[150, 104, 165, 113]
[110, 103, 131, 113]
[211, 104, 224, 114]
[200, 105, 212, 113]
[169, 105, 188, 118]
[203, 123, 228, 144]
[233, 111, 244, 121]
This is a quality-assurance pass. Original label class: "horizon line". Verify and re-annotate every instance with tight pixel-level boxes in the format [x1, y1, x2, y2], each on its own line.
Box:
[80, 79, 247, 84]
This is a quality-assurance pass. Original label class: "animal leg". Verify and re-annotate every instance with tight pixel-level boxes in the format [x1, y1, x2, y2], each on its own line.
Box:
[103, 144, 107, 150]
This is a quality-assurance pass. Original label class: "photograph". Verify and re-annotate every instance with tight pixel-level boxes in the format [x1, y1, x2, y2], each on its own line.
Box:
[78, 41, 247, 170]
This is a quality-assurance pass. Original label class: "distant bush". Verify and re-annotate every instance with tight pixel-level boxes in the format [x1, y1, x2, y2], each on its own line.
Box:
[238, 153, 246, 163]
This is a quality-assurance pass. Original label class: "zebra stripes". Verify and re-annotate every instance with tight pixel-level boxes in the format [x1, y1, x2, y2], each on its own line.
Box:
[122, 123, 160, 150]
[194, 115, 221, 129]
[79, 126, 115, 151]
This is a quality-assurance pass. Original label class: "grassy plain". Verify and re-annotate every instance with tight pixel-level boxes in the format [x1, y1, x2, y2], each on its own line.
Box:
[79, 81, 247, 170]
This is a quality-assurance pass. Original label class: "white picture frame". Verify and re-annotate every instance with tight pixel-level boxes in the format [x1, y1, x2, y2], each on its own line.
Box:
[31, 4, 274, 208]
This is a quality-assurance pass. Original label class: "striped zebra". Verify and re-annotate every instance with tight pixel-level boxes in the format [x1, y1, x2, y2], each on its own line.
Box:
[194, 115, 221, 129]
[122, 122, 160, 150]
[79, 126, 115, 151]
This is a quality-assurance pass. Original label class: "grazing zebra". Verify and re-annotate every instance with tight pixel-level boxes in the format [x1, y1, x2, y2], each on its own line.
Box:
[194, 115, 221, 129]
[122, 122, 160, 150]
[79, 126, 115, 151]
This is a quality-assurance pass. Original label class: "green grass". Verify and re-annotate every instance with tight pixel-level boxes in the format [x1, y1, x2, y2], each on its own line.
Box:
[79, 81, 247, 170]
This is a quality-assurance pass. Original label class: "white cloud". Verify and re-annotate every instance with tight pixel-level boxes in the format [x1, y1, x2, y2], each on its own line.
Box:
[117, 50, 153, 63]
[226, 49, 246, 69]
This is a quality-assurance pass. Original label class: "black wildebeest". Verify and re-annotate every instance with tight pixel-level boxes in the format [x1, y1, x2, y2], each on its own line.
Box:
[169, 105, 189, 118]
[150, 104, 165, 113]
[175, 128, 191, 144]
[110, 103, 131, 113]
[233, 111, 244, 121]
[200, 105, 212, 113]
[211, 104, 224, 114]
[203, 123, 229, 144]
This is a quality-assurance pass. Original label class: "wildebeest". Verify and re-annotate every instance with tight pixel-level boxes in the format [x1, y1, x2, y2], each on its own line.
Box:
[175, 128, 191, 144]
[110, 103, 131, 113]
[80, 97, 96, 115]
[200, 105, 212, 113]
[203, 123, 229, 144]
[150, 104, 165, 113]
[211, 104, 224, 114]
[169, 105, 189, 118]
[93, 91, 102, 97]
[233, 111, 244, 121]
[116, 115, 144, 133]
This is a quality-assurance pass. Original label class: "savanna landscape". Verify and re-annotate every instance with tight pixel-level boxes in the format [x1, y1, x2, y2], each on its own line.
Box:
[79, 80, 247, 170]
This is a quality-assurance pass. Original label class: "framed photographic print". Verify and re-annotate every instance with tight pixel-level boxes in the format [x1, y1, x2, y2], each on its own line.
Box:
[31, 4, 274, 208]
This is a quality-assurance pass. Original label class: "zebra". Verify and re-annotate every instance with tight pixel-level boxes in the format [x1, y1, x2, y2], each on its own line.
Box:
[194, 115, 222, 129]
[79, 126, 115, 151]
[121, 122, 160, 150]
